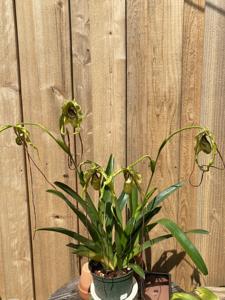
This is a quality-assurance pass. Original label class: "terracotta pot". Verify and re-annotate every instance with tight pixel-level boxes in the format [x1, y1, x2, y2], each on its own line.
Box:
[78, 262, 92, 300]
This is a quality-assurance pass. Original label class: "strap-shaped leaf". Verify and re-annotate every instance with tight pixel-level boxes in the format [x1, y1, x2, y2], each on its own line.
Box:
[156, 218, 208, 275]
[148, 182, 183, 210]
[123, 207, 161, 258]
[128, 263, 145, 279]
[136, 229, 208, 255]
[54, 181, 86, 206]
[114, 219, 128, 254]
[54, 181, 99, 222]
[115, 192, 129, 224]
[55, 138, 70, 155]
[47, 189, 100, 241]
[72, 245, 104, 263]
[126, 206, 161, 237]
[145, 222, 158, 234]
[67, 242, 101, 253]
[141, 187, 157, 208]
[117, 191, 129, 211]
[185, 229, 209, 235]
[36, 227, 94, 247]
[130, 185, 138, 217]
[66, 243, 79, 249]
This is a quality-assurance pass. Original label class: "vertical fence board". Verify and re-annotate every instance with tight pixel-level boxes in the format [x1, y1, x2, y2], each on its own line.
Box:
[127, 0, 183, 275]
[0, 0, 225, 294]
[70, 0, 126, 268]
[70, 1, 93, 267]
[71, 0, 126, 202]
[71, 0, 93, 164]
[0, 0, 34, 299]
[199, 0, 225, 286]
[176, 0, 206, 290]
[15, 0, 77, 298]
[87, 0, 126, 168]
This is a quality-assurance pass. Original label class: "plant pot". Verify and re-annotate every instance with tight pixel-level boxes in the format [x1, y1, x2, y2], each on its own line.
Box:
[143, 272, 171, 300]
[89, 261, 134, 300]
[78, 262, 92, 300]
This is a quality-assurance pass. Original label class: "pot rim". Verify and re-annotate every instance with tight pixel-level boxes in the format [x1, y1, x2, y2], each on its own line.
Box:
[88, 260, 133, 282]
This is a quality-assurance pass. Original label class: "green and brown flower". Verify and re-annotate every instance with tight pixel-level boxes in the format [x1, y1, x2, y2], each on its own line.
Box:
[60, 100, 83, 135]
[194, 128, 218, 172]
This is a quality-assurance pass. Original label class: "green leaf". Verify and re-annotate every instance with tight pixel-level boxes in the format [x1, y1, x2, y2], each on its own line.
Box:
[115, 192, 129, 224]
[145, 224, 208, 236]
[55, 138, 70, 155]
[104, 200, 114, 235]
[54, 181, 87, 208]
[47, 189, 100, 241]
[157, 218, 208, 275]
[36, 227, 94, 246]
[142, 187, 157, 208]
[144, 222, 158, 234]
[67, 243, 101, 256]
[72, 245, 103, 262]
[186, 229, 209, 235]
[114, 219, 127, 254]
[122, 207, 161, 259]
[130, 185, 138, 217]
[148, 182, 183, 210]
[66, 243, 80, 249]
[54, 181, 99, 223]
[138, 228, 209, 257]
[128, 263, 145, 279]
[125, 207, 161, 240]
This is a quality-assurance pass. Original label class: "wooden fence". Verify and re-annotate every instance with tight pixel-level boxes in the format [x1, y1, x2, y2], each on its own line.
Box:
[0, 0, 225, 299]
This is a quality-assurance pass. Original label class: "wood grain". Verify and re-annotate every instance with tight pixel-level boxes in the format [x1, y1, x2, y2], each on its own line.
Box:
[15, 0, 77, 298]
[0, 0, 34, 299]
[1, 0, 225, 294]
[88, 0, 126, 169]
[71, 0, 93, 165]
[176, 0, 206, 290]
[70, 0, 126, 268]
[198, 0, 225, 287]
[127, 0, 183, 275]
[70, 0, 93, 269]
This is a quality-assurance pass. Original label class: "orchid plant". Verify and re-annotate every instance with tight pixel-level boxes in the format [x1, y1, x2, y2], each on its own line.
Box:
[0, 99, 223, 279]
